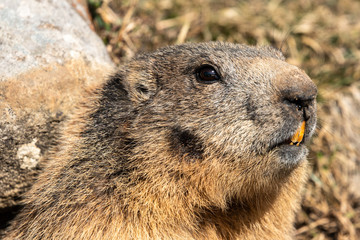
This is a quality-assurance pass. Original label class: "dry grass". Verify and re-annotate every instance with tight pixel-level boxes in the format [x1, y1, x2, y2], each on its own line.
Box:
[296, 84, 360, 240]
[87, 0, 360, 239]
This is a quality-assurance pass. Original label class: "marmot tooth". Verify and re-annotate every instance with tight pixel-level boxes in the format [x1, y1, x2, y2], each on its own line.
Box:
[290, 121, 306, 146]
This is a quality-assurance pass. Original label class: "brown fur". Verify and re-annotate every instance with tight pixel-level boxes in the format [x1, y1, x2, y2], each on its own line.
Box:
[5, 42, 317, 239]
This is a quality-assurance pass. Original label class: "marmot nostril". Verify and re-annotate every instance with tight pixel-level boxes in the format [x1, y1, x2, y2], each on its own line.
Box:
[283, 96, 316, 122]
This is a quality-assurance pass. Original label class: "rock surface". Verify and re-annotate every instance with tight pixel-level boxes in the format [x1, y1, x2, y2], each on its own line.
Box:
[0, 0, 114, 223]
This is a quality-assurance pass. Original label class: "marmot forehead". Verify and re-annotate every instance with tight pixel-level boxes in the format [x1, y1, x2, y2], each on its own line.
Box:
[125, 42, 287, 92]
[143, 41, 285, 62]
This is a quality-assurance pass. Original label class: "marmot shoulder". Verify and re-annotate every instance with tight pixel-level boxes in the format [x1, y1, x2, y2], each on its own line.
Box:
[5, 42, 317, 240]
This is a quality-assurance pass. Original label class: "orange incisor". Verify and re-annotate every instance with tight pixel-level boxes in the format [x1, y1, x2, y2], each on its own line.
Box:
[290, 121, 305, 146]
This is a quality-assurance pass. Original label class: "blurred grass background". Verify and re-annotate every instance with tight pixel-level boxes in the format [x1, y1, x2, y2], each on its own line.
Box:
[87, 0, 360, 239]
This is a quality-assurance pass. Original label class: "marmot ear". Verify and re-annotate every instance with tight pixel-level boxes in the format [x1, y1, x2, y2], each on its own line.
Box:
[125, 65, 158, 104]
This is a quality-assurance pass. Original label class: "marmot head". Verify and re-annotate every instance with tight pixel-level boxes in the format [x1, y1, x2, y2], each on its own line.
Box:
[96, 41, 317, 206]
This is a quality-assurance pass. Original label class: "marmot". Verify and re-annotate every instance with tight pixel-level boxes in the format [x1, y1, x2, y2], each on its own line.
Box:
[5, 42, 317, 239]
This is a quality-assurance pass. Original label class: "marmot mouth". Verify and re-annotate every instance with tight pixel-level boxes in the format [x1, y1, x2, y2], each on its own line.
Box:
[270, 121, 308, 166]
[277, 121, 306, 147]
[289, 121, 305, 146]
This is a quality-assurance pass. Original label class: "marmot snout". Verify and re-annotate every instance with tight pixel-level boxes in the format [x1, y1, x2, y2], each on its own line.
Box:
[5, 42, 317, 240]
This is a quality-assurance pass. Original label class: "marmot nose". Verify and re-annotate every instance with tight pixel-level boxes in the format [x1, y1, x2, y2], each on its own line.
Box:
[275, 68, 317, 120]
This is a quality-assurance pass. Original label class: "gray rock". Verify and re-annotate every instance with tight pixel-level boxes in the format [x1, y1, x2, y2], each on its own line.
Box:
[0, 0, 114, 217]
[16, 138, 41, 170]
[0, 0, 112, 81]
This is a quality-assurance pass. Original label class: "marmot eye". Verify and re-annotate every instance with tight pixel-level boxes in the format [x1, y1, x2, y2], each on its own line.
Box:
[196, 65, 221, 84]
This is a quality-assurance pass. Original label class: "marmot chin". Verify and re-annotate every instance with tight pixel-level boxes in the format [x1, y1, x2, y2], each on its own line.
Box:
[5, 42, 317, 239]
